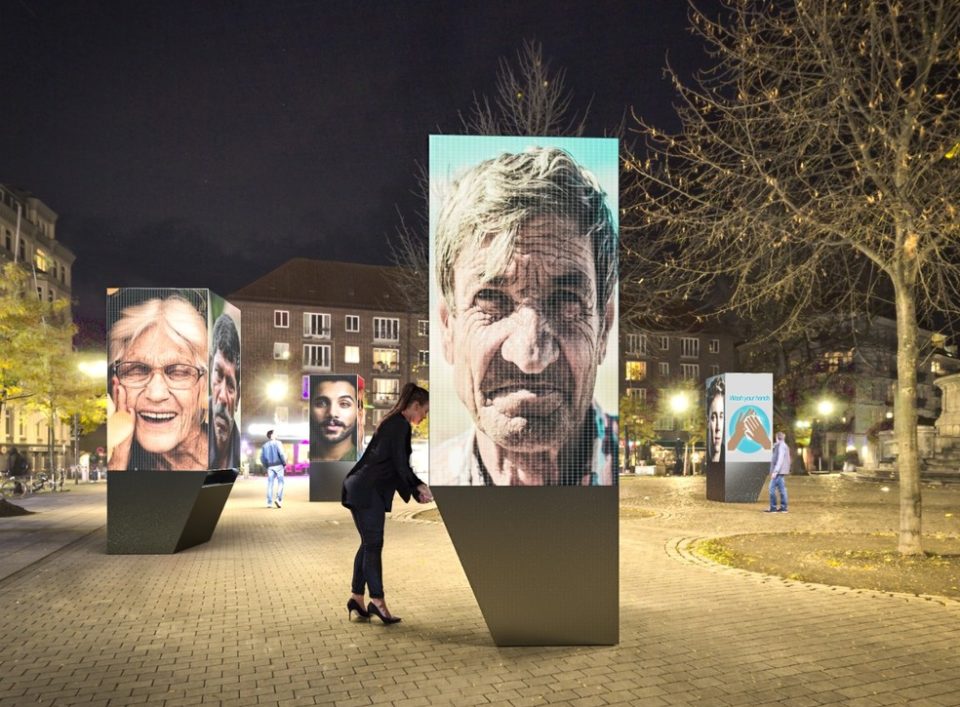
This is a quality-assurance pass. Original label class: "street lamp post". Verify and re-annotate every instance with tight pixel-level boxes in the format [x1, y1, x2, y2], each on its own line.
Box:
[669, 392, 690, 475]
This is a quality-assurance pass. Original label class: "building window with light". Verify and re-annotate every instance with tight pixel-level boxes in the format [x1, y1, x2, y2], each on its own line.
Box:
[274, 310, 289, 328]
[680, 337, 699, 358]
[303, 344, 331, 370]
[34, 249, 49, 272]
[625, 361, 647, 381]
[273, 342, 290, 360]
[303, 312, 331, 339]
[344, 345, 360, 364]
[680, 363, 699, 380]
[373, 347, 400, 373]
[345, 315, 360, 333]
[372, 378, 400, 406]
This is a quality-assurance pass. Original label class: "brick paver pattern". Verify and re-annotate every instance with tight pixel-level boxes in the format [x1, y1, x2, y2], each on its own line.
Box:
[0, 475, 958, 706]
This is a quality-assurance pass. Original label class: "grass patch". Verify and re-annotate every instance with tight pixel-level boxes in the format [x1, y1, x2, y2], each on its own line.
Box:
[692, 532, 960, 599]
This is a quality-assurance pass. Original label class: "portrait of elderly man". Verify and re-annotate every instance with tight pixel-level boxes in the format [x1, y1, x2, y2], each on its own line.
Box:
[310, 374, 363, 462]
[209, 311, 241, 470]
[431, 141, 618, 486]
[107, 294, 209, 471]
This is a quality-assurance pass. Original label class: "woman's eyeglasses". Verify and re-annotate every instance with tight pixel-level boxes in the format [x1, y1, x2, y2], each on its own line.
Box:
[114, 361, 205, 390]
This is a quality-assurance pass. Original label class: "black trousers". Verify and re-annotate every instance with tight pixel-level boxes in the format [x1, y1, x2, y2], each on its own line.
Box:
[350, 494, 386, 599]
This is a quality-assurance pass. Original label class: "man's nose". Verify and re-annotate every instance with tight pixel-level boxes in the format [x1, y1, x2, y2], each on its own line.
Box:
[500, 306, 559, 374]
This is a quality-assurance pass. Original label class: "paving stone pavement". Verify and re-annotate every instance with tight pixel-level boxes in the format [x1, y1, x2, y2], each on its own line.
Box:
[0, 474, 958, 706]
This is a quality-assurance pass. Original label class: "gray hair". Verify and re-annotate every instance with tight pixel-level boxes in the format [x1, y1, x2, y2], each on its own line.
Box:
[435, 146, 617, 317]
[109, 295, 207, 369]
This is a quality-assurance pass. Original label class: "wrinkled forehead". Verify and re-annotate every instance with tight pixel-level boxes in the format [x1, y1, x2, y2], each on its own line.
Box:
[125, 325, 198, 363]
[456, 215, 595, 289]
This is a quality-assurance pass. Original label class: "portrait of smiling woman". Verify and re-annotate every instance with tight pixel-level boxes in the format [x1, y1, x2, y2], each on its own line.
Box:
[107, 291, 210, 471]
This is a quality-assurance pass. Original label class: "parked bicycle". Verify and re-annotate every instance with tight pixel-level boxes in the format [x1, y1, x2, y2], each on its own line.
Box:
[0, 472, 54, 499]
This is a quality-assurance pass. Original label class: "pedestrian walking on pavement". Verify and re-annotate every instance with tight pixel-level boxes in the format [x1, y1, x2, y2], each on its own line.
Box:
[766, 431, 790, 513]
[342, 383, 432, 625]
[261, 430, 287, 509]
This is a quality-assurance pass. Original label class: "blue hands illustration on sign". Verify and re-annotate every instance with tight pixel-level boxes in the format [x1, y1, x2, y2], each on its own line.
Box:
[727, 405, 772, 454]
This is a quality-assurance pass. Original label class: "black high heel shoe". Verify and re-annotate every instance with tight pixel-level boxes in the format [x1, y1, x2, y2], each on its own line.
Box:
[347, 598, 370, 621]
[367, 602, 402, 625]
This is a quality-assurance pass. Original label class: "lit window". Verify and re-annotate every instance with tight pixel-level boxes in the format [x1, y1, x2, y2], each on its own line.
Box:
[373, 347, 400, 373]
[344, 345, 360, 364]
[625, 361, 647, 381]
[273, 342, 290, 360]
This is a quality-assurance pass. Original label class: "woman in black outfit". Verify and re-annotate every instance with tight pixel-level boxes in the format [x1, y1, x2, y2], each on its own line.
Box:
[342, 383, 431, 624]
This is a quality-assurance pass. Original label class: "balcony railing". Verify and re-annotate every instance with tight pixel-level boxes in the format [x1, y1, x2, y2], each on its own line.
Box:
[372, 362, 401, 374]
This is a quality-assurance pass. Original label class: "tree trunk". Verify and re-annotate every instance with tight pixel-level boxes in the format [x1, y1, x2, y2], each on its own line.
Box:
[894, 284, 923, 555]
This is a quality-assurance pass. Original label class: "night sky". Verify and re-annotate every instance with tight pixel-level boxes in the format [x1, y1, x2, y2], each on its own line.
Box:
[2, 0, 709, 326]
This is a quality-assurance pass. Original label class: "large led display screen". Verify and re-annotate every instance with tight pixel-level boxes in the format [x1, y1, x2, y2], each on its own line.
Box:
[429, 135, 619, 486]
[723, 373, 773, 463]
[106, 288, 241, 472]
[309, 374, 364, 462]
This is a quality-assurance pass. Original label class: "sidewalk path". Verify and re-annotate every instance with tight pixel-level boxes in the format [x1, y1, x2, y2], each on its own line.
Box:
[0, 474, 957, 706]
[0, 482, 106, 582]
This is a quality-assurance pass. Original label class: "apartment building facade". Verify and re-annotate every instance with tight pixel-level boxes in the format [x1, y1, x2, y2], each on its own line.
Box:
[229, 258, 428, 469]
[0, 185, 75, 472]
[620, 325, 739, 440]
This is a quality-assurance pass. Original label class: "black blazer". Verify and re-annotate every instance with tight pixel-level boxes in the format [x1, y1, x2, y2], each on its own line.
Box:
[341, 414, 423, 511]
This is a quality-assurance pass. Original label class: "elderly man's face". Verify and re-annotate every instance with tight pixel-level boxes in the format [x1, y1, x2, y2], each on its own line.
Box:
[211, 349, 238, 454]
[440, 215, 611, 451]
[118, 327, 204, 456]
[312, 380, 358, 447]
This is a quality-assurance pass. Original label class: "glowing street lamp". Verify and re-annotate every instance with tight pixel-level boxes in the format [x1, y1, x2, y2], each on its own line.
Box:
[816, 399, 835, 417]
[669, 392, 690, 415]
[266, 378, 288, 402]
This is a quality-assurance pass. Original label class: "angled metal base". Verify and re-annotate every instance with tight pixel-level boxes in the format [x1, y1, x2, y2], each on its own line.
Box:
[432, 486, 618, 646]
[107, 470, 236, 554]
[706, 461, 768, 502]
[309, 461, 353, 502]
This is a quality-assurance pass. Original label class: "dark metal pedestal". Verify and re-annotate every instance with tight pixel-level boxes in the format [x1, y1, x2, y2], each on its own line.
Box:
[308, 461, 353, 502]
[432, 486, 618, 646]
[706, 461, 768, 502]
[107, 470, 237, 554]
